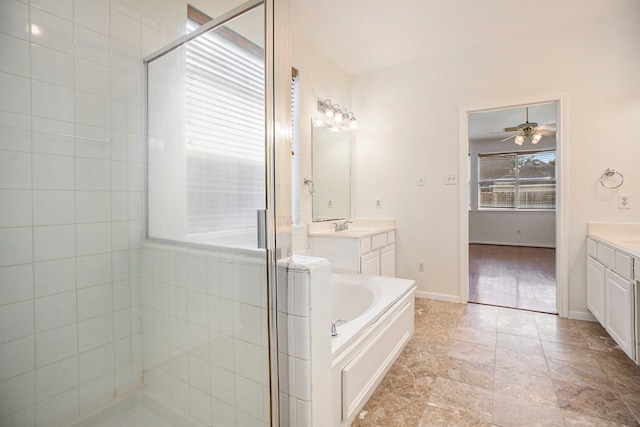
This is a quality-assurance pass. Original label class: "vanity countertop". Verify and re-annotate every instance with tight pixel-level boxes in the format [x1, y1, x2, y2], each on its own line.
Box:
[308, 219, 395, 238]
[588, 222, 640, 258]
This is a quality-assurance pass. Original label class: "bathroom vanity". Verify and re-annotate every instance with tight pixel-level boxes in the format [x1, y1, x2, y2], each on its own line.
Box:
[308, 219, 396, 276]
[587, 222, 640, 362]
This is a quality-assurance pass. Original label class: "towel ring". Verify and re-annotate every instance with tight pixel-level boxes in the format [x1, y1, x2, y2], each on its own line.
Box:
[599, 168, 624, 189]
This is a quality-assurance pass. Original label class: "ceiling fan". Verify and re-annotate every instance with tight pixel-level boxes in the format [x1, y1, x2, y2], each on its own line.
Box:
[500, 107, 556, 145]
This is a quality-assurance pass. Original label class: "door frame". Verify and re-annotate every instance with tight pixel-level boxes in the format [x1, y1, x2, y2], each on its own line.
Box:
[458, 94, 569, 317]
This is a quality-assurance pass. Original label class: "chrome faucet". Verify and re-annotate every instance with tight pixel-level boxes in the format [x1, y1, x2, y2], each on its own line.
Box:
[333, 220, 353, 232]
[331, 319, 346, 337]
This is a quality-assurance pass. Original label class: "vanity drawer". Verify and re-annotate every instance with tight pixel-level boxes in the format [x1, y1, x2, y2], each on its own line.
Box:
[615, 252, 633, 281]
[587, 238, 597, 257]
[371, 233, 387, 250]
[387, 231, 395, 244]
[596, 243, 615, 269]
[360, 237, 372, 254]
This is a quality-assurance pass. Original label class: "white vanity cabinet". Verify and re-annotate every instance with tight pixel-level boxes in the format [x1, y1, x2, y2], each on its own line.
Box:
[587, 236, 637, 361]
[310, 230, 396, 277]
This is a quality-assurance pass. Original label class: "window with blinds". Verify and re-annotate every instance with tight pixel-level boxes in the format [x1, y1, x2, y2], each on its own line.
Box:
[184, 18, 266, 235]
[478, 151, 556, 210]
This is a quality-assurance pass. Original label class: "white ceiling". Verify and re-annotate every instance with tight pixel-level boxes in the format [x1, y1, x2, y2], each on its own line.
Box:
[468, 103, 557, 141]
[290, 0, 612, 76]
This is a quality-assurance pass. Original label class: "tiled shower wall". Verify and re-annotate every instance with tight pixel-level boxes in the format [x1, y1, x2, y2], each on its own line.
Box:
[140, 242, 270, 426]
[0, 0, 166, 425]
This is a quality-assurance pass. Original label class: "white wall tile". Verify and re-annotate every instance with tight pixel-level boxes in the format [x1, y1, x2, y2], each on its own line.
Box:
[188, 354, 210, 394]
[0, 72, 30, 114]
[35, 355, 77, 402]
[33, 190, 75, 225]
[77, 284, 112, 321]
[188, 290, 208, 327]
[111, 161, 127, 191]
[74, 26, 109, 66]
[0, 227, 32, 267]
[34, 291, 76, 333]
[111, 9, 141, 49]
[114, 337, 132, 368]
[234, 376, 265, 421]
[111, 39, 139, 75]
[110, 99, 127, 131]
[295, 358, 311, 401]
[0, 0, 29, 40]
[110, 222, 127, 252]
[78, 313, 113, 351]
[78, 343, 113, 383]
[30, 44, 73, 89]
[0, 336, 34, 382]
[212, 398, 236, 427]
[0, 190, 32, 227]
[0, 111, 30, 152]
[294, 272, 310, 318]
[76, 222, 111, 256]
[296, 399, 311, 427]
[32, 153, 74, 190]
[79, 373, 113, 414]
[211, 365, 235, 406]
[35, 323, 77, 367]
[111, 192, 128, 221]
[0, 407, 34, 427]
[31, 0, 73, 21]
[30, 7, 74, 54]
[209, 296, 233, 336]
[76, 191, 111, 223]
[76, 157, 110, 191]
[0, 371, 34, 418]
[33, 225, 75, 261]
[0, 150, 31, 189]
[34, 258, 75, 298]
[75, 92, 109, 128]
[294, 316, 310, 360]
[31, 117, 73, 156]
[0, 301, 33, 344]
[113, 280, 130, 311]
[31, 81, 73, 122]
[113, 309, 130, 340]
[233, 302, 264, 346]
[0, 264, 33, 305]
[109, 130, 128, 161]
[234, 339, 263, 383]
[74, 58, 109, 97]
[73, 0, 109, 35]
[0, 33, 29, 77]
[76, 253, 112, 288]
[35, 388, 78, 427]
[111, 252, 130, 282]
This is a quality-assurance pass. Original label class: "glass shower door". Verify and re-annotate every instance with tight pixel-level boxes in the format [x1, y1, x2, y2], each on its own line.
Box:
[143, 2, 279, 425]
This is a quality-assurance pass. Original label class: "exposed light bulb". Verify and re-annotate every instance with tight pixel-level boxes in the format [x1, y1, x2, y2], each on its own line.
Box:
[329, 126, 340, 133]
[514, 134, 525, 145]
[313, 118, 324, 127]
[325, 108, 333, 118]
[335, 111, 343, 123]
[531, 132, 542, 144]
[349, 118, 358, 130]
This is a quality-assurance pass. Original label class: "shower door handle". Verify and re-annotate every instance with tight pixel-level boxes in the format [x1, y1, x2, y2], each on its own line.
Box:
[257, 209, 267, 249]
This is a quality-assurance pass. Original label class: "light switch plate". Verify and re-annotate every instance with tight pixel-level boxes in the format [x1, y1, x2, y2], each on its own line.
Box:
[445, 173, 458, 185]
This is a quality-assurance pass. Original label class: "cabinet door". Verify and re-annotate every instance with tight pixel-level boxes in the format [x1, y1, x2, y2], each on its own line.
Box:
[605, 269, 635, 360]
[380, 244, 395, 277]
[361, 251, 380, 276]
[587, 256, 605, 324]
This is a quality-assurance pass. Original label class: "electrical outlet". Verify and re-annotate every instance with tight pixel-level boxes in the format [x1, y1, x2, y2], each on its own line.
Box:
[417, 175, 425, 186]
[516, 228, 521, 235]
[619, 194, 631, 209]
[417, 260, 425, 271]
[328, 198, 332, 208]
[444, 173, 458, 185]
[376, 198, 381, 208]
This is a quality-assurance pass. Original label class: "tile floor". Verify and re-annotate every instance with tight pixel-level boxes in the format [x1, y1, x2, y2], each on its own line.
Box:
[469, 244, 557, 313]
[352, 299, 640, 426]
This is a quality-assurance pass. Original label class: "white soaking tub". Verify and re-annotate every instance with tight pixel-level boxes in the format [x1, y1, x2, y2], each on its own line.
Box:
[330, 273, 416, 426]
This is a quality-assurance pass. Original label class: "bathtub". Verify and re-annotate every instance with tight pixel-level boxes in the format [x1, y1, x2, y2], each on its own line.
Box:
[330, 273, 416, 426]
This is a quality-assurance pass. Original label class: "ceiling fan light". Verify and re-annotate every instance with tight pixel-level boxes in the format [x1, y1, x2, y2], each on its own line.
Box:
[514, 134, 525, 145]
[531, 132, 542, 144]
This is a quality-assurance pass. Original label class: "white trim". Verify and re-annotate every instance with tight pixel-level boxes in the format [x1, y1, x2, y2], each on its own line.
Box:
[469, 241, 556, 249]
[459, 94, 569, 318]
[415, 291, 462, 304]
[568, 310, 597, 322]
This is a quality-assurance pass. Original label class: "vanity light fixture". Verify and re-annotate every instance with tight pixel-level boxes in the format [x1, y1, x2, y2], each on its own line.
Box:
[316, 99, 358, 132]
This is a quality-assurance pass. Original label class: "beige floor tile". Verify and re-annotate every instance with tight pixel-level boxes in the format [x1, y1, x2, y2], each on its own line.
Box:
[620, 393, 640, 425]
[542, 340, 600, 367]
[452, 325, 497, 346]
[497, 318, 540, 338]
[534, 312, 578, 330]
[458, 313, 498, 332]
[562, 409, 629, 426]
[496, 332, 544, 356]
[448, 339, 495, 365]
[492, 393, 564, 426]
[546, 357, 615, 392]
[495, 347, 549, 378]
[426, 376, 493, 423]
[537, 325, 587, 347]
[446, 358, 494, 390]
[418, 405, 492, 426]
[494, 367, 557, 406]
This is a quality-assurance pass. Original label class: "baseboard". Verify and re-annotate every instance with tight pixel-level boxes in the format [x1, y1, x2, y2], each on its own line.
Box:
[415, 291, 462, 303]
[469, 240, 556, 249]
[568, 310, 597, 322]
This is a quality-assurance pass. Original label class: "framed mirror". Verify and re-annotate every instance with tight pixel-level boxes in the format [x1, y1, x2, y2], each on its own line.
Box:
[311, 123, 351, 221]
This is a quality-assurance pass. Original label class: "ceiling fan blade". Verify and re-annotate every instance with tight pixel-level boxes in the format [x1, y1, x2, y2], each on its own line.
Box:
[540, 130, 556, 137]
[537, 123, 556, 130]
[504, 127, 518, 132]
[500, 134, 516, 142]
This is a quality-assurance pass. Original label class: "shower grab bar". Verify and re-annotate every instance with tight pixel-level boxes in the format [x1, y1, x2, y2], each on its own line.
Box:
[58, 133, 112, 144]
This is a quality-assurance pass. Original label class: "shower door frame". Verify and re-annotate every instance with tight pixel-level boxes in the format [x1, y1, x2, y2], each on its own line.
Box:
[142, 0, 292, 424]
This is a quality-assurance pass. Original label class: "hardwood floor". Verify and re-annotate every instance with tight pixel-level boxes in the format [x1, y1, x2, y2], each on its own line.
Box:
[469, 244, 556, 313]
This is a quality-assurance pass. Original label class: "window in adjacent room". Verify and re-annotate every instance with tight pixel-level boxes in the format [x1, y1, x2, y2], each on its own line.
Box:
[291, 68, 300, 225]
[478, 150, 556, 210]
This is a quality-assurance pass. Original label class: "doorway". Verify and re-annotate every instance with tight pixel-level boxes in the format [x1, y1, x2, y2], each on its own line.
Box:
[465, 102, 560, 314]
